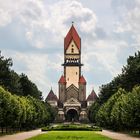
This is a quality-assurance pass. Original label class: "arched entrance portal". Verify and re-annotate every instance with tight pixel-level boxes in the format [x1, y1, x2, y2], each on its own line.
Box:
[66, 109, 79, 121]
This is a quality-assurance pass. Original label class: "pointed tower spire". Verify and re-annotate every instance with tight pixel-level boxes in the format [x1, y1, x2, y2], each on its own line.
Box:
[87, 89, 97, 101]
[58, 75, 66, 84]
[79, 75, 86, 84]
[46, 89, 58, 101]
[64, 24, 81, 50]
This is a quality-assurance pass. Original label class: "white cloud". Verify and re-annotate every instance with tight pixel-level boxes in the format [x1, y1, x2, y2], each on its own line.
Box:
[0, 9, 11, 26]
[46, 0, 97, 41]
[0, 0, 21, 26]
[115, 7, 140, 33]
[1, 0, 138, 98]
[2, 50, 63, 98]
[0, 0, 97, 48]
[0, 0, 95, 97]
[82, 39, 126, 77]
[112, 0, 140, 50]
[26, 31, 33, 41]
[34, 40, 44, 49]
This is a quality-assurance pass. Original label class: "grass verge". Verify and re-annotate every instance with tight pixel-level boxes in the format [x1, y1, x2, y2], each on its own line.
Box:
[27, 131, 113, 140]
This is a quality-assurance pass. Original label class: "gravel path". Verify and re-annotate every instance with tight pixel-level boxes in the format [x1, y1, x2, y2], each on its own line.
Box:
[97, 130, 140, 140]
[0, 129, 45, 140]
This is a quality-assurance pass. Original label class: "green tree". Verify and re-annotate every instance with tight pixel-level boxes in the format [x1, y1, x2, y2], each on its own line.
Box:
[121, 52, 140, 91]
[99, 75, 123, 104]
[17, 96, 27, 130]
[110, 93, 126, 130]
[121, 86, 140, 131]
[0, 85, 54, 132]
[96, 88, 126, 128]
[9, 95, 23, 129]
[0, 54, 12, 89]
[98, 51, 140, 104]
[88, 101, 100, 123]
[45, 102, 57, 123]
[0, 53, 43, 99]
[20, 74, 42, 100]
[0, 86, 19, 131]
[9, 71, 22, 95]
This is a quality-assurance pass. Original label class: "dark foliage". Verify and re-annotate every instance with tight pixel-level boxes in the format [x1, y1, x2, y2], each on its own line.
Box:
[0, 52, 42, 100]
[88, 51, 140, 132]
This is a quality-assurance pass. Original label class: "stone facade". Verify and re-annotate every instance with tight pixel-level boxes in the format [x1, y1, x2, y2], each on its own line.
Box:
[46, 25, 97, 122]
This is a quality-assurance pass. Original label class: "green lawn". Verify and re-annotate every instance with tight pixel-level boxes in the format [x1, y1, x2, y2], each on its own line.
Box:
[27, 131, 113, 140]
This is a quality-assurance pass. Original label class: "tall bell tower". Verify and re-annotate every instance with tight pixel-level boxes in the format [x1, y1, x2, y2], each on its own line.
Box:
[62, 24, 83, 88]
[47, 24, 97, 122]
[57, 24, 88, 122]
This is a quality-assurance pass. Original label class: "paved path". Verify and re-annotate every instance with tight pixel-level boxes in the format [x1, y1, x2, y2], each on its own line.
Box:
[1, 129, 139, 140]
[0, 129, 45, 140]
[97, 130, 140, 140]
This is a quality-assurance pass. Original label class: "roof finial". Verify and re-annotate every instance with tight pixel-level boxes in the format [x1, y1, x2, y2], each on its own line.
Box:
[72, 21, 74, 25]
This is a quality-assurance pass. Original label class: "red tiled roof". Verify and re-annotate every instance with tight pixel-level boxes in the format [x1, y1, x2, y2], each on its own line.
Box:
[64, 25, 81, 50]
[58, 75, 66, 84]
[87, 89, 97, 101]
[79, 75, 86, 84]
[46, 90, 58, 101]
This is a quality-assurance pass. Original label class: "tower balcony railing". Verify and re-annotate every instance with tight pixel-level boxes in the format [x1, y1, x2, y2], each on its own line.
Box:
[62, 62, 83, 66]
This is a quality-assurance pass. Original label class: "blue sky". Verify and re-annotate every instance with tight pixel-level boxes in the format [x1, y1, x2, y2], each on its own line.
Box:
[0, 0, 139, 99]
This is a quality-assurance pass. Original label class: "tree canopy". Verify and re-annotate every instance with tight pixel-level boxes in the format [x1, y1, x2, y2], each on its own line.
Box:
[0, 52, 42, 100]
[99, 51, 140, 104]
[88, 51, 140, 132]
[0, 52, 56, 132]
[0, 86, 53, 131]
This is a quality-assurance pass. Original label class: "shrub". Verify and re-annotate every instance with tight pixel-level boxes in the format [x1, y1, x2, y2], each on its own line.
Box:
[41, 124, 102, 131]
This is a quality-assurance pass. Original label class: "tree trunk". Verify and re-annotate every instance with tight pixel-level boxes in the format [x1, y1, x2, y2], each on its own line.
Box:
[1, 127, 3, 134]
[6, 127, 7, 133]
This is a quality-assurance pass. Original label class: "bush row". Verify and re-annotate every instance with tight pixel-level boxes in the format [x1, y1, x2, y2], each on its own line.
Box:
[0, 86, 52, 133]
[89, 86, 140, 131]
[41, 124, 102, 131]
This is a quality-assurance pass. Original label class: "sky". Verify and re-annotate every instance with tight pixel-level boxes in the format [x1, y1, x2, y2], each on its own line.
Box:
[0, 0, 140, 99]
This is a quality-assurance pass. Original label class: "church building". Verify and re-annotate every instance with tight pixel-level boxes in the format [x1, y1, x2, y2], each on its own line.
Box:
[46, 24, 97, 122]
